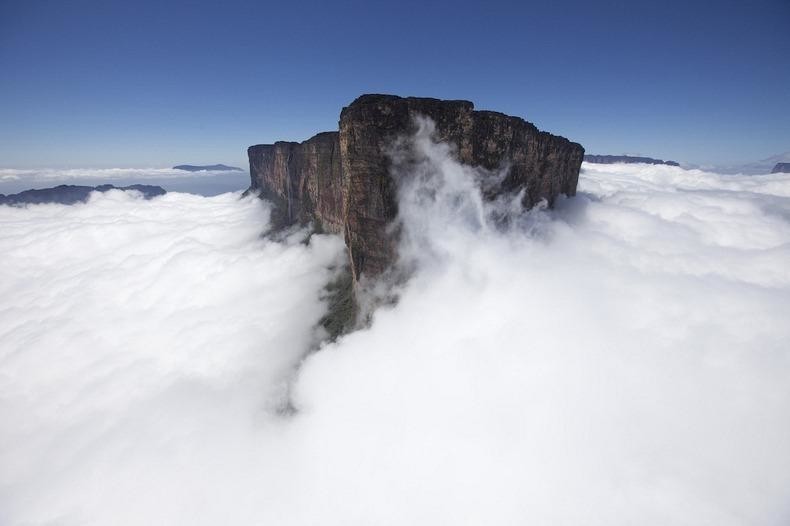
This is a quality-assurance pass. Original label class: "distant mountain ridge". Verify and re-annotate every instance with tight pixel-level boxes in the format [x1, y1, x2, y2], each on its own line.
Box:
[771, 163, 790, 174]
[584, 154, 679, 166]
[0, 184, 166, 205]
[173, 164, 243, 172]
[713, 152, 790, 175]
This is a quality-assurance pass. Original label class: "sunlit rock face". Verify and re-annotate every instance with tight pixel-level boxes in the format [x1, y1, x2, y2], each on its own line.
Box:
[247, 132, 344, 234]
[248, 94, 584, 283]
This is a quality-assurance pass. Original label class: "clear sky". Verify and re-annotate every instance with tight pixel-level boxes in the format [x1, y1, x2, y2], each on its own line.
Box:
[1, 0, 788, 168]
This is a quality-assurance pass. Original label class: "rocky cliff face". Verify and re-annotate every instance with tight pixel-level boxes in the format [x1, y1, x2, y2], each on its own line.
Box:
[249, 94, 584, 288]
[339, 94, 583, 281]
[772, 163, 790, 174]
[248, 132, 344, 234]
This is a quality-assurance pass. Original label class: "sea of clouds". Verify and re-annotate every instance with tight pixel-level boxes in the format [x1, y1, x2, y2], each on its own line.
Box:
[0, 167, 249, 196]
[0, 167, 242, 182]
[1, 130, 789, 524]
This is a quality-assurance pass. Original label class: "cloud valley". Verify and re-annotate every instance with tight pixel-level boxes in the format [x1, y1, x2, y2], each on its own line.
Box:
[1, 134, 789, 524]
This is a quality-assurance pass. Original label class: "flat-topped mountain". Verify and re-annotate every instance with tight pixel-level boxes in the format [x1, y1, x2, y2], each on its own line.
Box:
[0, 184, 166, 206]
[772, 163, 790, 174]
[248, 94, 584, 332]
[173, 164, 243, 172]
[584, 154, 679, 166]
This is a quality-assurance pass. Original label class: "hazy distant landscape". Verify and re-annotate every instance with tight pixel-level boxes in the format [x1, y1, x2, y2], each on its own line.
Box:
[0, 166, 250, 196]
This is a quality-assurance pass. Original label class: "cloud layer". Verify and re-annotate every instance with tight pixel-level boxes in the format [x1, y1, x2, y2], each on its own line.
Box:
[0, 190, 345, 524]
[1, 143, 789, 525]
[0, 167, 244, 181]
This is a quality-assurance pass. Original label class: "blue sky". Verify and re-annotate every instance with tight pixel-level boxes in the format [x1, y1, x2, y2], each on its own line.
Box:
[1, 0, 788, 168]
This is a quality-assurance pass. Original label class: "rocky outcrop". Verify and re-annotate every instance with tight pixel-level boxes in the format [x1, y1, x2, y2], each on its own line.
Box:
[340, 95, 583, 280]
[584, 154, 679, 166]
[248, 132, 344, 234]
[0, 184, 166, 206]
[249, 94, 584, 287]
[771, 163, 790, 174]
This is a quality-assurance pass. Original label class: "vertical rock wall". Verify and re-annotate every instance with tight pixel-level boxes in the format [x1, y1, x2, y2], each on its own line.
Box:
[338, 95, 584, 281]
[249, 94, 585, 285]
[248, 132, 344, 234]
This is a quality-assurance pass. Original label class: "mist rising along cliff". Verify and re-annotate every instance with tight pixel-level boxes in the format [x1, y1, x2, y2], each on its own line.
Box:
[248, 94, 584, 330]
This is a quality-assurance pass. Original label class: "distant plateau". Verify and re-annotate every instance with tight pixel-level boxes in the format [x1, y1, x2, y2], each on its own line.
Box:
[173, 164, 244, 172]
[0, 184, 166, 205]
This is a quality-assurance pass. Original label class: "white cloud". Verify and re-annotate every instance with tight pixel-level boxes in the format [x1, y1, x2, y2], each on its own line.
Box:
[1, 133, 789, 525]
[0, 190, 345, 524]
[0, 167, 244, 182]
[288, 124, 790, 525]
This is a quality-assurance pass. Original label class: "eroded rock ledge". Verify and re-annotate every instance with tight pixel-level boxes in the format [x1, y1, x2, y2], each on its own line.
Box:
[248, 94, 584, 329]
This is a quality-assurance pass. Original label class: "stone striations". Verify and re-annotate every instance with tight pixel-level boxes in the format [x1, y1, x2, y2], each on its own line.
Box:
[248, 94, 584, 285]
[248, 132, 344, 234]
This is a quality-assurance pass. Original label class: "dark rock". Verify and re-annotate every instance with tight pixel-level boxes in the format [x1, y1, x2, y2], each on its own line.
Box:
[340, 94, 584, 281]
[771, 163, 790, 174]
[0, 184, 166, 206]
[248, 93, 584, 292]
[173, 164, 244, 172]
[248, 132, 344, 234]
[317, 268, 356, 340]
[584, 154, 679, 167]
